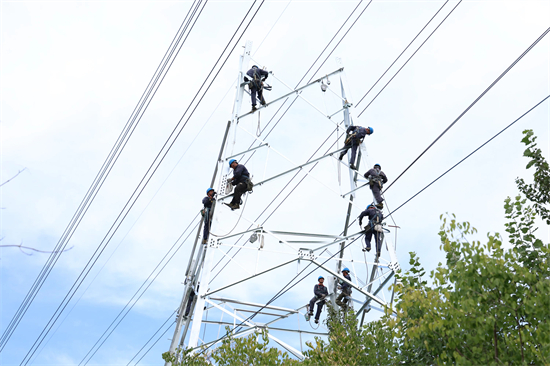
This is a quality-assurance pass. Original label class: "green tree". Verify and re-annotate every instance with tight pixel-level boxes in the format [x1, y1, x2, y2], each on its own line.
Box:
[163, 129, 549, 364]
[162, 328, 298, 365]
[303, 305, 396, 365]
[303, 129, 549, 364]
[391, 128, 550, 364]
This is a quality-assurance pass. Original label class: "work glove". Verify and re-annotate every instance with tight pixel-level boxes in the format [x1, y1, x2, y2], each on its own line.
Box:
[359, 220, 363, 227]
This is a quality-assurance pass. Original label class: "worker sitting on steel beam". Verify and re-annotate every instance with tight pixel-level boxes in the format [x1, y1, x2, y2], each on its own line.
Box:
[363, 163, 388, 209]
[359, 204, 384, 257]
[335, 268, 353, 310]
[307, 275, 328, 324]
[244, 65, 269, 112]
[226, 159, 253, 210]
[201, 188, 216, 244]
[338, 126, 373, 170]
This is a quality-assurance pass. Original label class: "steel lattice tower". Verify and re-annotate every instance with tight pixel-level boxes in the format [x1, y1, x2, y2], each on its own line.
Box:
[165, 41, 401, 364]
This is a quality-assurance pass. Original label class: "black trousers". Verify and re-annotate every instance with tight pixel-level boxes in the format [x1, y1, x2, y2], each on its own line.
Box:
[365, 228, 382, 253]
[309, 297, 326, 320]
[251, 86, 265, 106]
[202, 214, 210, 241]
[341, 138, 360, 165]
[230, 182, 247, 205]
[371, 183, 384, 203]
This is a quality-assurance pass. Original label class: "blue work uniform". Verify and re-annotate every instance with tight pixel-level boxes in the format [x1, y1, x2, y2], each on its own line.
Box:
[202, 196, 215, 242]
[359, 207, 384, 254]
[340, 126, 370, 165]
[230, 164, 250, 205]
[364, 168, 388, 204]
[245, 67, 269, 107]
[335, 272, 353, 308]
[309, 283, 328, 321]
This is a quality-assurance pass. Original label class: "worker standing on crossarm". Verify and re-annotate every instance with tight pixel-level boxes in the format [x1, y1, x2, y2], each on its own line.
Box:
[244, 65, 269, 112]
[201, 188, 216, 244]
[363, 163, 388, 209]
[335, 268, 353, 310]
[307, 276, 328, 324]
[359, 204, 384, 256]
[226, 159, 252, 210]
[338, 126, 373, 170]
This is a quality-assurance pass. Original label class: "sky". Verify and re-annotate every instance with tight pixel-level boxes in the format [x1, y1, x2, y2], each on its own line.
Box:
[1, 0, 549, 365]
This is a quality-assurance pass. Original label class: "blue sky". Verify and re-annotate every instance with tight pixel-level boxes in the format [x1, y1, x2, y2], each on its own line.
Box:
[1, 0, 549, 365]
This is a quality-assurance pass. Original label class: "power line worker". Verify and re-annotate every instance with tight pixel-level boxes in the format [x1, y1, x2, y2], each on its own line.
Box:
[359, 204, 384, 256]
[338, 126, 373, 170]
[227, 159, 253, 210]
[335, 268, 353, 310]
[307, 276, 328, 324]
[364, 163, 387, 209]
[201, 188, 216, 244]
[244, 65, 269, 112]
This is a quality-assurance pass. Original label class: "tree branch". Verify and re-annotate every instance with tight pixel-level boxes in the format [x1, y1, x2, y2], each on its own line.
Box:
[0, 243, 74, 255]
[0, 168, 27, 187]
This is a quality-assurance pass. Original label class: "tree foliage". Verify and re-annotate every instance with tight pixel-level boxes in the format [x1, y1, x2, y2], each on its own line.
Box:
[163, 328, 298, 366]
[163, 129, 549, 364]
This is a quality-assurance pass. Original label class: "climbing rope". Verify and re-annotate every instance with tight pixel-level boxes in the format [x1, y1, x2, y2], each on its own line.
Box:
[210, 194, 249, 238]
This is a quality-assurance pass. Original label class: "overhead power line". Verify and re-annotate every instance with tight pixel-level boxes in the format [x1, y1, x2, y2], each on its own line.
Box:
[19, 1, 266, 364]
[78, 216, 200, 365]
[382, 25, 550, 194]
[386, 95, 550, 218]
[354, 0, 450, 107]
[356, 0, 462, 116]
[0, 0, 204, 353]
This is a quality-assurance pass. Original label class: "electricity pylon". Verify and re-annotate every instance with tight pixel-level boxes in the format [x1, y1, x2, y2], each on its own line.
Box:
[165, 41, 401, 364]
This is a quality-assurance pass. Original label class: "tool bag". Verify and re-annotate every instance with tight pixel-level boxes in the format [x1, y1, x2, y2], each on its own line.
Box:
[245, 178, 254, 192]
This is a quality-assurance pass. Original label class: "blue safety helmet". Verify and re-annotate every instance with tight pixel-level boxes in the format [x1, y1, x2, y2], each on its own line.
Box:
[374, 163, 381, 168]
[342, 267, 350, 273]
[318, 275, 324, 280]
[367, 127, 374, 134]
[229, 159, 237, 167]
[252, 65, 258, 69]
[366, 204, 374, 210]
[206, 188, 214, 195]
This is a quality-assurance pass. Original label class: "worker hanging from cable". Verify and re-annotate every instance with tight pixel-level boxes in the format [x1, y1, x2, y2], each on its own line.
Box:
[201, 188, 216, 244]
[359, 204, 384, 257]
[244, 65, 269, 112]
[335, 267, 353, 311]
[338, 126, 373, 170]
[307, 275, 328, 324]
[226, 159, 253, 210]
[363, 163, 388, 209]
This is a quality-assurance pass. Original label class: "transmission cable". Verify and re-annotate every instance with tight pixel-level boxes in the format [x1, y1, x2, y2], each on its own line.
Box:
[207, 0, 377, 277]
[354, 0, 449, 107]
[385, 94, 550, 219]
[382, 26, 550, 194]
[196, 236, 362, 358]
[19, 1, 265, 364]
[77, 215, 200, 365]
[126, 310, 177, 366]
[0, 0, 203, 353]
[356, 0, 461, 115]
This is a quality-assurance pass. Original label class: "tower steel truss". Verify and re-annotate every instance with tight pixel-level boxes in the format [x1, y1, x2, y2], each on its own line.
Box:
[165, 41, 401, 364]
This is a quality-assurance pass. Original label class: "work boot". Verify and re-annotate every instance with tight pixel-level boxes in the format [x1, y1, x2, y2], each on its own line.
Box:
[375, 202, 384, 209]
[314, 319, 319, 324]
[338, 153, 345, 161]
[363, 246, 371, 252]
[231, 203, 240, 210]
[260, 97, 266, 106]
[349, 164, 357, 170]
[202, 239, 207, 244]
[251, 105, 257, 112]
[376, 251, 381, 259]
